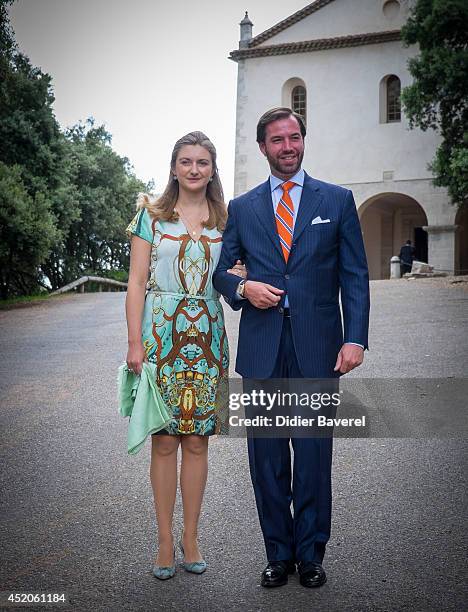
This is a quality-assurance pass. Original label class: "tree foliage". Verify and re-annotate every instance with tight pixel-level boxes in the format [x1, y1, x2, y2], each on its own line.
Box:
[42, 120, 147, 289]
[401, 0, 468, 207]
[0, 1, 149, 297]
[0, 162, 59, 297]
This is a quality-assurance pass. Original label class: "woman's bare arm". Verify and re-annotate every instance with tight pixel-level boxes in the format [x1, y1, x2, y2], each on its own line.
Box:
[125, 235, 152, 374]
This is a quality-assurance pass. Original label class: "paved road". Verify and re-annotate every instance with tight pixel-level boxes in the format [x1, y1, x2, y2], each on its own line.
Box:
[0, 279, 467, 612]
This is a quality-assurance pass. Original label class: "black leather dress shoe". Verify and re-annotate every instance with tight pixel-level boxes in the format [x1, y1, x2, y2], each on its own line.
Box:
[297, 561, 327, 588]
[260, 560, 296, 588]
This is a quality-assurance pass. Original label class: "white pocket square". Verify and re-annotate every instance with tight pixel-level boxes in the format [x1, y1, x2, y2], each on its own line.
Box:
[311, 216, 330, 225]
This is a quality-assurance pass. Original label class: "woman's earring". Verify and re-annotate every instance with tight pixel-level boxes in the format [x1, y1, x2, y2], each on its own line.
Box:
[173, 175, 178, 181]
[209, 177, 213, 182]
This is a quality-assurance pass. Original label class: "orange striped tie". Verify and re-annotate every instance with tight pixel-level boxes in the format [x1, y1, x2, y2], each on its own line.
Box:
[275, 181, 295, 262]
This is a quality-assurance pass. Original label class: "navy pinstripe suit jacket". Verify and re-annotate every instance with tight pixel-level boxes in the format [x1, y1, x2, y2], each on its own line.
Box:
[212, 172, 370, 378]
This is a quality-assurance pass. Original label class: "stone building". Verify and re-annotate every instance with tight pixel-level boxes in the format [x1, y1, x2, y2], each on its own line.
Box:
[230, 0, 466, 278]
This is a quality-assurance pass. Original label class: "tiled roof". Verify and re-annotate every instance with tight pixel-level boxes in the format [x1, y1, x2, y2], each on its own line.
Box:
[230, 30, 401, 62]
[249, 0, 336, 47]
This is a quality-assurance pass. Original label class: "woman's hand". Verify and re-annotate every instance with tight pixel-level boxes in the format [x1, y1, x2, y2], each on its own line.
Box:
[126, 341, 147, 376]
[227, 259, 247, 279]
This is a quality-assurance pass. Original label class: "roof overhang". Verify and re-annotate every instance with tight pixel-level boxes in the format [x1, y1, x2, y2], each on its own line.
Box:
[229, 30, 402, 62]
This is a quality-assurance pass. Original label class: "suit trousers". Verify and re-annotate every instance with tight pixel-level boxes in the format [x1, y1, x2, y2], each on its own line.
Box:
[246, 316, 333, 564]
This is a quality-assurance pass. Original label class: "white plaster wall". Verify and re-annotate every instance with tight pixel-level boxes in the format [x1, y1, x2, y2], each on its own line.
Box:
[347, 180, 454, 225]
[258, 0, 413, 46]
[427, 230, 457, 273]
[234, 59, 249, 196]
[233, 9, 458, 273]
[360, 207, 381, 279]
[234, 40, 444, 196]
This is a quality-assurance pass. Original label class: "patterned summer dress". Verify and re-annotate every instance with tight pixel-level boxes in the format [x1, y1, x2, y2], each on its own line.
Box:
[126, 207, 229, 435]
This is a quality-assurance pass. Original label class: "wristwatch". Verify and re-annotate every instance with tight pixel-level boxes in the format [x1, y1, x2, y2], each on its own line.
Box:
[237, 280, 246, 298]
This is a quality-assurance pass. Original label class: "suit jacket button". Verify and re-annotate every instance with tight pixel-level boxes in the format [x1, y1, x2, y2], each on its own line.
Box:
[285, 274, 290, 280]
[278, 307, 284, 314]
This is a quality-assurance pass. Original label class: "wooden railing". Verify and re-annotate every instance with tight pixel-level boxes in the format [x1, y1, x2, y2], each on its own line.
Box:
[51, 276, 128, 295]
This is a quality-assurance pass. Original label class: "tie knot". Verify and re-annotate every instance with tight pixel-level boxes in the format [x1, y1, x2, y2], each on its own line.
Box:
[281, 181, 295, 193]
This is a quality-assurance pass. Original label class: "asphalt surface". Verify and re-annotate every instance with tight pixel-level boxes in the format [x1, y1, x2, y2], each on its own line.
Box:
[0, 279, 467, 612]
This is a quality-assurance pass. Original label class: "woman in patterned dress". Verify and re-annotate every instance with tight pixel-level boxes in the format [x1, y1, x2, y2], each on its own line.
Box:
[125, 132, 244, 578]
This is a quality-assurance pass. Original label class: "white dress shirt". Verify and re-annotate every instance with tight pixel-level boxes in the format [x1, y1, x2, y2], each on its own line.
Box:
[270, 169, 304, 308]
[270, 168, 305, 228]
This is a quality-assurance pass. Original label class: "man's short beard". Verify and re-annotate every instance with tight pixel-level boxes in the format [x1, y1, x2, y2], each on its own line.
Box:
[268, 150, 304, 177]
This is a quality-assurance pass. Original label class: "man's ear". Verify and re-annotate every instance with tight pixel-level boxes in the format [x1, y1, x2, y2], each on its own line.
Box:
[258, 142, 267, 157]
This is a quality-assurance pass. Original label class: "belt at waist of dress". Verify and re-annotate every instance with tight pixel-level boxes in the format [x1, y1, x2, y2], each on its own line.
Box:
[146, 290, 219, 301]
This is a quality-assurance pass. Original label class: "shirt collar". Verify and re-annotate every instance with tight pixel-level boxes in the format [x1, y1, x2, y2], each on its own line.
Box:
[269, 168, 305, 193]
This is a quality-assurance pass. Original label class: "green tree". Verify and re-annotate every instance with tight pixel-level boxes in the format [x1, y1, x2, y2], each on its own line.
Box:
[42, 119, 148, 287]
[1, 2, 149, 296]
[0, 163, 59, 297]
[0, 0, 14, 58]
[401, 0, 468, 207]
[0, 0, 74, 296]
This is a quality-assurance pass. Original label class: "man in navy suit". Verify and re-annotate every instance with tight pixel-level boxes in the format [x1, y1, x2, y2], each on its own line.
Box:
[213, 108, 370, 589]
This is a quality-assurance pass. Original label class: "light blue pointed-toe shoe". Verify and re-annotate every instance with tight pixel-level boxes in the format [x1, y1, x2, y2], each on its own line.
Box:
[179, 539, 207, 574]
[152, 547, 176, 580]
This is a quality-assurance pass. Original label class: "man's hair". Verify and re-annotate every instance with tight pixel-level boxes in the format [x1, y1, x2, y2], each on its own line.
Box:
[406, 239, 412, 245]
[256, 107, 306, 143]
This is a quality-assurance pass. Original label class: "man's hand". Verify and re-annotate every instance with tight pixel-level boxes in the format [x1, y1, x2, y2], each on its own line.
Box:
[244, 281, 284, 309]
[334, 344, 364, 374]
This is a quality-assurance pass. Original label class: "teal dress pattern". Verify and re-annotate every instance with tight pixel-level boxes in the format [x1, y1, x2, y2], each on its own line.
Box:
[126, 207, 229, 435]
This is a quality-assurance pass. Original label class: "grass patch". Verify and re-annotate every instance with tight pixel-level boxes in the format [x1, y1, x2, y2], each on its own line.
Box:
[0, 293, 53, 310]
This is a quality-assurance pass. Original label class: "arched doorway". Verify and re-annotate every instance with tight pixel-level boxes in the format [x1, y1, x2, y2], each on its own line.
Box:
[359, 193, 428, 279]
[455, 205, 468, 275]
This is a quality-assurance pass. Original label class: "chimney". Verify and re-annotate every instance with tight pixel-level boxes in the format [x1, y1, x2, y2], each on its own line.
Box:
[239, 11, 253, 49]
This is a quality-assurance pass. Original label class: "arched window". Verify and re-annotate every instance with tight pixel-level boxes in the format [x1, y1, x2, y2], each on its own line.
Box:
[291, 85, 306, 124]
[379, 74, 402, 123]
[383, 0, 400, 19]
[386, 75, 401, 122]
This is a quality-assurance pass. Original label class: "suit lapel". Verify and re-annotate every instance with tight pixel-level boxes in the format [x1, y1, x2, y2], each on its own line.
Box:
[248, 173, 324, 259]
[293, 172, 323, 243]
[249, 179, 284, 259]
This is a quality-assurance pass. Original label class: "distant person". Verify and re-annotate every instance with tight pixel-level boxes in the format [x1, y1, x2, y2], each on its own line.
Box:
[399, 239, 416, 275]
[125, 131, 244, 580]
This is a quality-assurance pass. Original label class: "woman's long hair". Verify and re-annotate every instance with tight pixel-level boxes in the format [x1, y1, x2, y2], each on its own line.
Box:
[136, 131, 227, 231]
